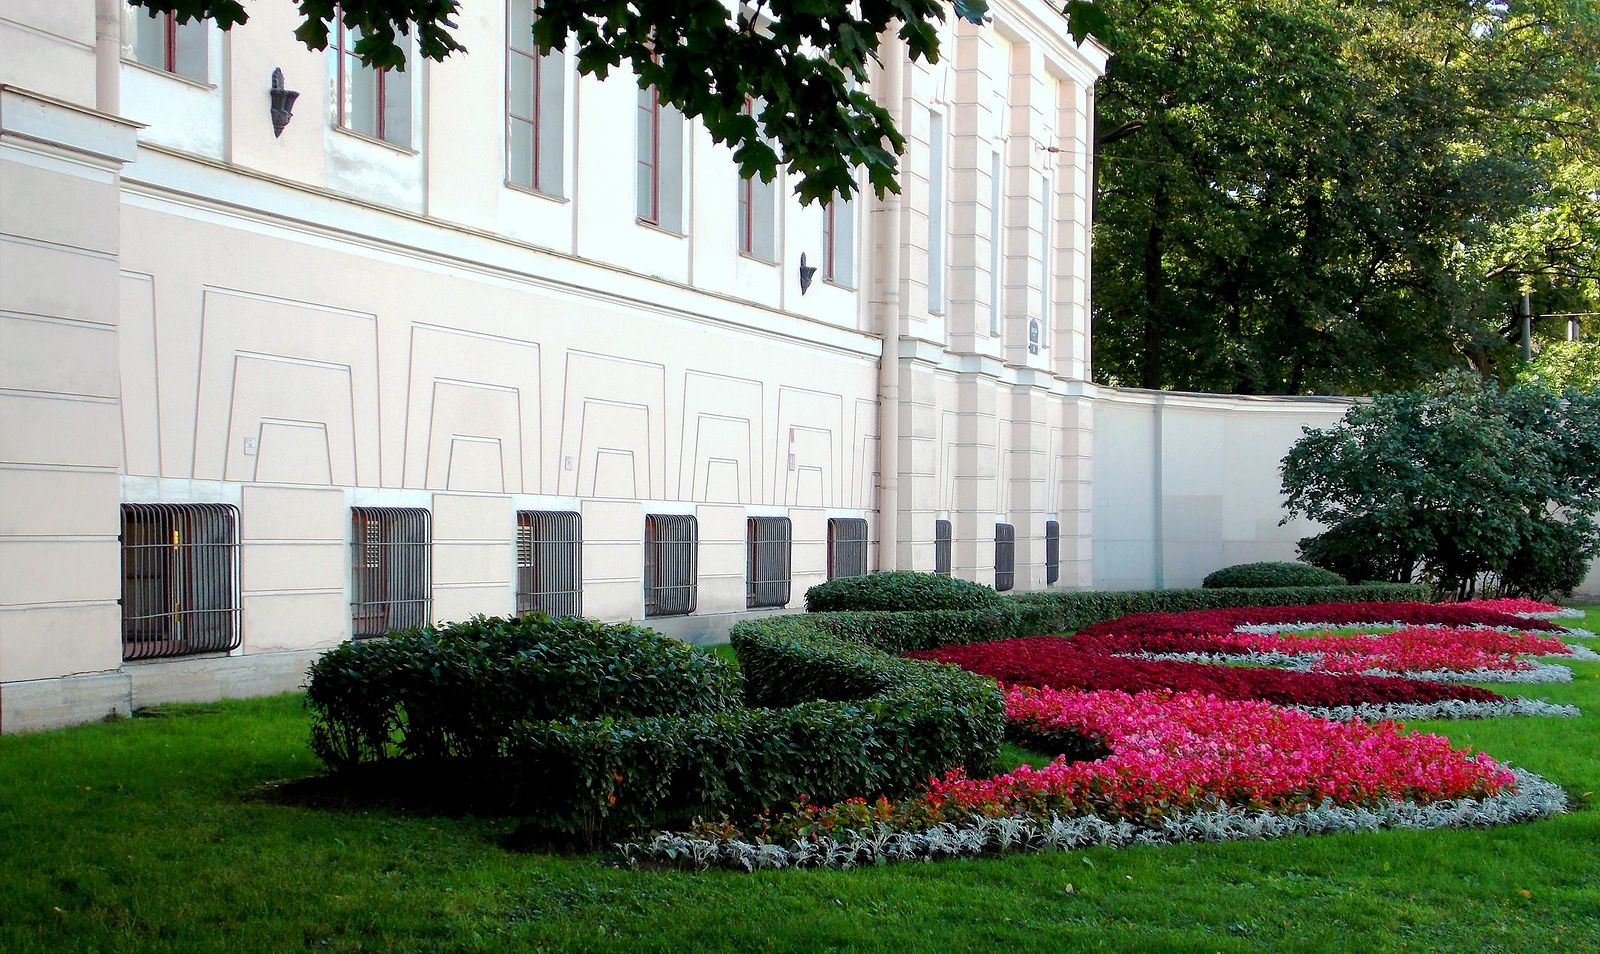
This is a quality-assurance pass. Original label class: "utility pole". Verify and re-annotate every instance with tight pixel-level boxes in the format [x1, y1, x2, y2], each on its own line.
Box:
[1521, 293, 1533, 362]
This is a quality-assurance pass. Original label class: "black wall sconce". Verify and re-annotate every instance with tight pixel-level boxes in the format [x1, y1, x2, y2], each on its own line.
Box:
[270, 68, 299, 138]
[799, 252, 818, 294]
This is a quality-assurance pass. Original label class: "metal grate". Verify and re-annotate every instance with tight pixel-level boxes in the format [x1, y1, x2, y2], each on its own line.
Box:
[644, 513, 698, 617]
[1045, 519, 1061, 585]
[746, 516, 792, 608]
[934, 519, 953, 577]
[994, 523, 1016, 592]
[827, 517, 869, 580]
[351, 507, 432, 638]
[516, 510, 582, 616]
[120, 504, 242, 661]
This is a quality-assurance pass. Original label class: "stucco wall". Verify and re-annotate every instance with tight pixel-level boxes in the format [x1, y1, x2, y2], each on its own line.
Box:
[1093, 388, 1353, 590]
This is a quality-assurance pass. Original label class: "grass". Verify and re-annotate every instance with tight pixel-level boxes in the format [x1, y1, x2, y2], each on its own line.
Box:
[3, 616, 1599, 952]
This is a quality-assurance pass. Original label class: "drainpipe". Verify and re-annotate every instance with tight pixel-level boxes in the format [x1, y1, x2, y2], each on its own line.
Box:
[96, 0, 122, 113]
[875, 35, 905, 572]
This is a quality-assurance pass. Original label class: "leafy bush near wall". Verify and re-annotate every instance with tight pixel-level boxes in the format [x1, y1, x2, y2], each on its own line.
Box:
[306, 614, 744, 769]
[1005, 583, 1431, 635]
[804, 571, 1004, 612]
[1202, 562, 1349, 589]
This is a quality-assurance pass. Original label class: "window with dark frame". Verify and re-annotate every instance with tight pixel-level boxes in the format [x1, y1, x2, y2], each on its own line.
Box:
[350, 507, 432, 638]
[333, 5, 410, 146]
[644, 513, 698, 617]
[735, 99, 777, 260]
[516, 510, 582, 616]
[126, 6, 207, 82]
[934, 518, 953, 577]
[120, 503, 241, 661]
[994, 522, 1016, 592]
[827, 517, 869, 580]
[1045, 519, 1061, 585]
[745, 516, 792, 608]
[507, 1, 565, 195]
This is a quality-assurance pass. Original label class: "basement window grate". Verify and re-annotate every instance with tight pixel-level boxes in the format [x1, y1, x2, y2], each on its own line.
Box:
[1045, 519, 1061, 585]
[934, 519, 953, 577]
[827, 517, 869, 580]
[645, 514, 698, 617]
[351, 507, 432, 639]
[994, 523, 1016, 592]
[516, 510, 582, 616]
[120, 503, 242, 661]
[746, 516, 793, 608]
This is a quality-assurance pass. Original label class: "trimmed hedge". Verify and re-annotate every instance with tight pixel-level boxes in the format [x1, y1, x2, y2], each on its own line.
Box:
[804, 571, 1004, 612]
[1202, 561, 1348, 589]
[306, 614, 743, 769]
[1006, 583, 1431, 635]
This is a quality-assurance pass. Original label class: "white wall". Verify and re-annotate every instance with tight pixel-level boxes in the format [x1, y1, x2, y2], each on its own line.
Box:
[1093, 388, 1352, 590]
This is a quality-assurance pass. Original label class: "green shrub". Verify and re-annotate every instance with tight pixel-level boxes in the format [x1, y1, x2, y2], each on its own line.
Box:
[1201, 561, 1347, 589]
[1005, 583, 1431, 635]
[804, 571, 1003, 612]
[306, 614, 743, 769]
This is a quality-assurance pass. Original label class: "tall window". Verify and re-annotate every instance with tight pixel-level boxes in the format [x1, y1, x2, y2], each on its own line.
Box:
[736, 100, 778, 260]
[516, 510, 582, 616]
[644, 514, 697, 617]
[1040, 170, 1054, 350]
[994, 523, 1016, 592]
[351, 508, 432, 638]
[637, 84, 685, 231]
[333, 8, 411, 146]
[507, 2, 565, 195]
[827, 517, 869, 580]
[126, 6, 207, 82]
[934, 518, 953, 577]
[928, 110, 947, 313]
[1045, 519, 1061, 585]
[746, 517, 792, 608]
[120, 504, 241, 661]
[989, 149, 1005, 336]
[823, 196, 855, 286]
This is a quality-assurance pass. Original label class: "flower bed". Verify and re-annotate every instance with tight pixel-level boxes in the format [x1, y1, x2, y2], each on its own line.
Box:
[621, 686, 1568, 871]
[1458, 598, 1586, 620]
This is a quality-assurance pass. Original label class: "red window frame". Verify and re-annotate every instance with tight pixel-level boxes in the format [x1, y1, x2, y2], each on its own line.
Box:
[333, 7, 393, 142]
[638, 86, 662, 224]
[823, 200, 838, 281]
[507, 2, 549, 192]
[737, 99, 756, 253]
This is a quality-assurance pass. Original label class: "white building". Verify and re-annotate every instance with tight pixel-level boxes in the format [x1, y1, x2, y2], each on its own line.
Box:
[0, 1, 1342, 732]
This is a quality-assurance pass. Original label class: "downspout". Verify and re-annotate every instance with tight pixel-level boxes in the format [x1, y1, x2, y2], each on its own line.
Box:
[96, 0, 122, 113]
[875, 34, 904, 572]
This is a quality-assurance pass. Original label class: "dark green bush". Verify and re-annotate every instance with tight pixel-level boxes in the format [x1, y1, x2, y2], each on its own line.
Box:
[1005, 583, 1431, 635]
[1201, 561, 1348, 589]
[1500, 520, 1593, 599]
[306, 614, 743, 769]
[804, 571, 1003, 612]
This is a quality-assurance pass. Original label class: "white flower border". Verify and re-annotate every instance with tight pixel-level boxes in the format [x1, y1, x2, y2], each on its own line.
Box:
[1231, 621, 1595, 639]
[1124, 652, 1581, 685]
[1294, 698, 1580, 721]
[617, 769, 1568, 872]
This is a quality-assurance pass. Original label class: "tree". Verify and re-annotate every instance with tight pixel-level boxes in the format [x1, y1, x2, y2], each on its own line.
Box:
[128, 0, 1105, 205]
[1280, 373, 1600, 598]
[1091, 0, 1600, 395]
[1521, 340, 1600, 393]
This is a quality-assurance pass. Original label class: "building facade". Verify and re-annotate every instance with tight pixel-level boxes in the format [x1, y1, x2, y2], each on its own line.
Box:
[0, 0, 1110, 730]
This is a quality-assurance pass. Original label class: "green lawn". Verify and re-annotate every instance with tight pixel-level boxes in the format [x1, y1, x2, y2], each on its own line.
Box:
[3, 614, 1599, 953]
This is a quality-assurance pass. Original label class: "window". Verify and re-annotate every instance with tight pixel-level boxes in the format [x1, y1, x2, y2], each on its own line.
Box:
[736, 100, 778, 260]
[990, 150, 1005, 336]
[126, 6, 207, 82]
[644, 514, 697, 617]
[934, 519, 953, 577]
[1045, 519, 1061, 585]
[1039, 170, 1053, 351]
[827, 517, 869, 580]
[120, 504, 241, 661]
[507, 1, 565, 195]
[351, 508, 431, 638]
[928, 109, 947, 313]
[636, 84, 685, 231]
[333, 7, 411, 146]
[746, 516, 792, 608]
[516, 510, 581, 616]
[823, 195, 855, 286]
[994, 523, 1016, 592]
